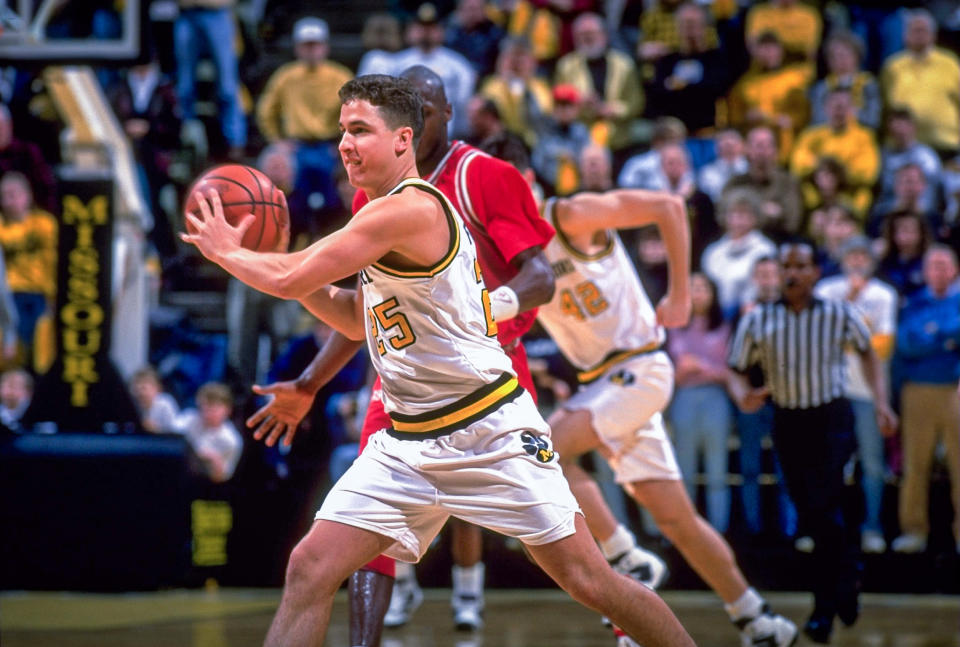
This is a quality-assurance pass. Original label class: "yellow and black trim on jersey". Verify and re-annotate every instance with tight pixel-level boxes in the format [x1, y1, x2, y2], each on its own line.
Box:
[545, 197, 615, 262]
[372, 178, 461, 278]
[577, 342, 664, 384]
[386, 372, 524, 439]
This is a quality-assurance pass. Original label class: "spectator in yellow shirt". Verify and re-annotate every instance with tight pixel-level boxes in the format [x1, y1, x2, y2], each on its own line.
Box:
[791, 87, 880, 219]
[0, 171, 57, 370]
[881, 9, 960, 156]
[745, 0, 822, 63]
[256, 17, 353, 216]
[727, 31, 812, 163]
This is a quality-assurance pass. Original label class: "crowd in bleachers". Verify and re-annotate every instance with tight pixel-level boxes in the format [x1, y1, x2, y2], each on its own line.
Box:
[1, 0, 958, 555]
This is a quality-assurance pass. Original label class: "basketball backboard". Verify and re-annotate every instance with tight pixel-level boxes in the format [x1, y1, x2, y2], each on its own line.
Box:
[0, 0, 144, 64]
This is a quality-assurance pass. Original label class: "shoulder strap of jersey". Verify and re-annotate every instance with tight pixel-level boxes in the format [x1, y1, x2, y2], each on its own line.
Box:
[542, 197, 558, 226]
[455, 149, 485, 228]
[545, 196, 615, 261]
[374, 178, 462, 278]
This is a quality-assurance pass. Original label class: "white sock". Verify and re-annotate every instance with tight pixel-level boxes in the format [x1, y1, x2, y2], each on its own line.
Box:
[725, 587, 765, 621]
[599, 524, 636, 560]
[452, 562, 485, 597]
[394, 561, 416, 584]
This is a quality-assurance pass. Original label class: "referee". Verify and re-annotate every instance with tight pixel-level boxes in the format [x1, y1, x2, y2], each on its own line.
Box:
[727, 242, 898, 644]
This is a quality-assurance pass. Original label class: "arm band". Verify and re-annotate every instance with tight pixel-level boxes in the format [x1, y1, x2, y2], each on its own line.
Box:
[489, 285, 520, 321]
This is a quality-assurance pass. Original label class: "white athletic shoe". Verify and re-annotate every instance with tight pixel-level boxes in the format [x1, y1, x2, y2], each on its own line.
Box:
[861, 530, 886, 554]
[793, 536, 815, 553]
[891, 533, 927, 554]
[383, 578, 423, 628]
[736, 608, 799, 647]
[609, 545, 669, 590]
[451, 593, 483, 631]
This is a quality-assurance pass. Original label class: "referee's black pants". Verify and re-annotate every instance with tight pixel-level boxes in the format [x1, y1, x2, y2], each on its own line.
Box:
[772, 398, 860, 618]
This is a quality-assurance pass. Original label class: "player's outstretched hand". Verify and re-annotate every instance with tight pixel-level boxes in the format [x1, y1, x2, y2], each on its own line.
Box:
[655, 290, 692, 329]
[247, 380, 315, 447]
[181, 189, 255, 262]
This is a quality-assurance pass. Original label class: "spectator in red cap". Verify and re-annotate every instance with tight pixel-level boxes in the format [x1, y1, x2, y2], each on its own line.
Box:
[532, 84, 591, 195]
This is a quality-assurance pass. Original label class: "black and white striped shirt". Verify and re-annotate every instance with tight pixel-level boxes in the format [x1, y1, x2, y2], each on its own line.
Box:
[728, 298, 872, 410]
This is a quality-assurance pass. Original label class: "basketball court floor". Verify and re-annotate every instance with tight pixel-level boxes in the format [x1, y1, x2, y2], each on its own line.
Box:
[2, 588, 958, 646]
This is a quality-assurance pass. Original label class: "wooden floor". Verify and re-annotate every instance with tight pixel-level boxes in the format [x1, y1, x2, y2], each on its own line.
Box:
[2, 588, 958, 646]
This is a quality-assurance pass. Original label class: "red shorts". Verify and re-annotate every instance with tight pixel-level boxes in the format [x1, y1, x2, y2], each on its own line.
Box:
[357, 341, 535, 453]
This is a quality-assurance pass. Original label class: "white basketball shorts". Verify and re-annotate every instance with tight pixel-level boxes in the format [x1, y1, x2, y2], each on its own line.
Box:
[315, 391, 581, 563]
[562, 351, 681, 484]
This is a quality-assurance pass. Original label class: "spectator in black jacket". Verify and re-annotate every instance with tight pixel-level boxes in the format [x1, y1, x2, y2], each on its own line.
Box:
[645, 2, 730, 137]
[0, 105, 57, 215]
[106, 59, 183, 260]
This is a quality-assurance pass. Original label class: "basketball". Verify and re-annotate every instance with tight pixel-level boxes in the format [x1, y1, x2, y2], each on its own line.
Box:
[184, 164, 290, 253]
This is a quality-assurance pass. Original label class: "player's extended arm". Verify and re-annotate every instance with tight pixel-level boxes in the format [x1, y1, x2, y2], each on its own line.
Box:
[558, 189, 691, 327]
[181, 189, 434, 338]
[247, 332, 365, 447]
[297, 284, 367, 341]
[489, 247, 556, 321]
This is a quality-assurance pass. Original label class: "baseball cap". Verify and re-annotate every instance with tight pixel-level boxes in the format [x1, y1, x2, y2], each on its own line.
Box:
[553, 84, 581, 104]
[414, 3, 440, 25]
[294, 17, 329, 44]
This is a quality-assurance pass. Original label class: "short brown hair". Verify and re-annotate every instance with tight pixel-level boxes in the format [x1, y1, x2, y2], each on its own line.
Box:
[339, 75, 424, 141]
[132, 366, 161, 386]
[196, 382, 233, 408]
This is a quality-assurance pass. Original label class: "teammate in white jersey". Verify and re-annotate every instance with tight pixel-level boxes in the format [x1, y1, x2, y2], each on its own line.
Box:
[483, 136, 798, 647]
[182, 75, 694, 647]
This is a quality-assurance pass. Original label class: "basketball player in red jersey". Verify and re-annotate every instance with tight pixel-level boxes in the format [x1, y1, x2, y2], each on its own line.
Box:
[245, 66, 667, 645]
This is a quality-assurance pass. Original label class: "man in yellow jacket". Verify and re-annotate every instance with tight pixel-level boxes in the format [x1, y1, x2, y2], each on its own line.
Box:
[554, 12, 642, 152]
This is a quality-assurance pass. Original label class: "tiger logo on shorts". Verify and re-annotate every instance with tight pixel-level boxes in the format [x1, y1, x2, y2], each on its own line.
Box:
[609, 369, 635, 386]
[520, 431, 556, 463]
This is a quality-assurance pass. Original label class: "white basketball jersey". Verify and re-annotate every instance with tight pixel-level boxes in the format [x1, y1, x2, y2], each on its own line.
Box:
[360, 178, 519, 436]
[537, 198, 665, 381]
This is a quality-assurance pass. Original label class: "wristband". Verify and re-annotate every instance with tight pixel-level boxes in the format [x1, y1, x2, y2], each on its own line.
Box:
[489, 285, 520, 321]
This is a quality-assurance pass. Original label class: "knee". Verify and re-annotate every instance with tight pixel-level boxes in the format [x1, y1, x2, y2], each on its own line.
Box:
[650, 509, 686, 538]
[561, 570, 608, 611]
[284, 540, 340, 598]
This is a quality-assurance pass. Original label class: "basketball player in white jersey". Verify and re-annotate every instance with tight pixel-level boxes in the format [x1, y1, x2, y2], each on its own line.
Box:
[182, 75, 694, 647]
[482, 135, 798, 647]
